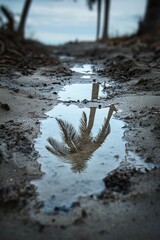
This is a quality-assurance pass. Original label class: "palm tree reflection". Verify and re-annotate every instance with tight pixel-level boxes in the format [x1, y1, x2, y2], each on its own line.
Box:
[46, 83, 117, 173]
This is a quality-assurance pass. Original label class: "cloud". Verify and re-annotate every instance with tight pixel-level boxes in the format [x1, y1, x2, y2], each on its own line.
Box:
[29, 31, 94, 45]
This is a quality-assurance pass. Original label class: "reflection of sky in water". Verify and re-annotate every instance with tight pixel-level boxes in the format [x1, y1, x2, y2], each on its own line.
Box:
[32, 105, 123, 210]
[70, 64, 95, 80]
[1, 0, 146, 44]
[59, 83, 106, 101]
[71, 64, 93, 74]
[32, 103, 153, 212]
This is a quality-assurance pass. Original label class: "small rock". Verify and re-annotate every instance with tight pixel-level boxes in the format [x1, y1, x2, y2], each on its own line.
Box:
[82, 99, 88, 104]
[0, 103, 10, 111]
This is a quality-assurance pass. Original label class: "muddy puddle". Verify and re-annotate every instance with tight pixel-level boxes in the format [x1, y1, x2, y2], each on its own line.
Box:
[32, 81, 154, 213]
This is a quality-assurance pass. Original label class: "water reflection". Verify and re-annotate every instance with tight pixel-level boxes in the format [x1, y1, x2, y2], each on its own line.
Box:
[60, 82, 107, 101]
[46, 104, 116, 173]
[71, 64, 93, 74]
[46, 83, 116, 173]
[32, 80, 153, 211]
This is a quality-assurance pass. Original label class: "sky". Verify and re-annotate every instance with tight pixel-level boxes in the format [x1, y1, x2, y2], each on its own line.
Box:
[0, 0, 147, 45]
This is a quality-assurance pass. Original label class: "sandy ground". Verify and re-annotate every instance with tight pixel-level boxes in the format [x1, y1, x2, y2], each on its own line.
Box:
[0, 40, 160, 240]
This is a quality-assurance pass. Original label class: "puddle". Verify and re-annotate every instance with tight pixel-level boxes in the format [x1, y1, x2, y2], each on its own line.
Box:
[32, 79, 154, 213]
[32, 108, 153, 212]
[71, 64, 94, 79]
[59, 83, 106, 101]
[71, 64, 93, 74]
[59, 55, 75, 61]
[32, 104, 119, 211]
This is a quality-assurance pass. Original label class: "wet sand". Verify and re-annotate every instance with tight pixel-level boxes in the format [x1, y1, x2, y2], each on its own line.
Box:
[0, 40, 160, 240]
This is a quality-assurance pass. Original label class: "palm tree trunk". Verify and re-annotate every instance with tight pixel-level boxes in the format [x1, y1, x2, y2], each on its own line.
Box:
[91, 82, 99, 100]
[138, 0, 160, 35]
[87, 83, 100, 133]
[105, 104, 116, 126]
[102, 0, 110, 40]
[17, 0, 32, 39]
[0, 6, 14, 31]
[96, 0, 101, 41]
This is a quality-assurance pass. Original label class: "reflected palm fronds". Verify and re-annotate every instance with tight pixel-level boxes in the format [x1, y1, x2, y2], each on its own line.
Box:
[46, 104, 117, 173]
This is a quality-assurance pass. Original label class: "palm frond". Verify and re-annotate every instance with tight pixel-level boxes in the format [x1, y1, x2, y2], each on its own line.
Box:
[71, 159, 88, 173]
[46, 137, 68, 156]
[78, 111, 94, 147]
[94, 118, 111, 145]
[79, 111, 88, 135]
[46, 145, 61, 156]
[55, 118, 79, 150]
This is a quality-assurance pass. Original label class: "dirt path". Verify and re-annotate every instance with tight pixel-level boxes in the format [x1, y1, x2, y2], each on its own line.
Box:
[0, 40, 160, 240]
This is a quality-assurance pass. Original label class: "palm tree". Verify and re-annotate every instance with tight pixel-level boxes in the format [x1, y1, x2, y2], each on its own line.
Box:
[87, 0, 101, 40]
[17, 0, 32, 39]
[0, 0, 32, 40]
[138, 0, 160, 35]
[87, 0, 110, 41]
[46, 104, 116, 173]
[102, 0, 110, 40]
[0, 5, 14, 31]
[46, 83, 117, 173]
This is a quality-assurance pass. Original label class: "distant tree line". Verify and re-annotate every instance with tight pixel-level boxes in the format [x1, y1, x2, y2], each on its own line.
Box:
[88, 0, 160, 41]
[0, 0, 160, 42]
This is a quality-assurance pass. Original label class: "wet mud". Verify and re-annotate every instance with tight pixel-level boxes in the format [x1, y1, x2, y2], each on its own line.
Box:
[0, 39, 160, 240]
